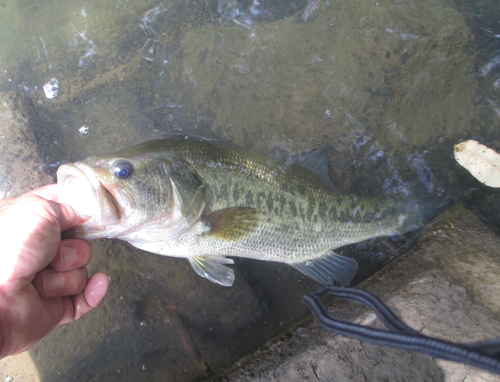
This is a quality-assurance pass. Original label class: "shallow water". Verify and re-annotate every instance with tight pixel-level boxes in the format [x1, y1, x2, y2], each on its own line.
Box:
[0, 0, 500, 380]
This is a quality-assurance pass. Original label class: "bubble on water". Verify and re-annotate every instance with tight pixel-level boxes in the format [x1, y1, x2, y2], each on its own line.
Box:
[140, 321, 147, 327]
[43, 78, 59, 99]
[305, 261, 313, 267]
[79, 125, 90, 135]
[142, 365, 147, 371]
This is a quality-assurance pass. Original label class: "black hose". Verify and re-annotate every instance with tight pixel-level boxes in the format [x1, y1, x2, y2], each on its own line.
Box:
[302, 285, 500, 375]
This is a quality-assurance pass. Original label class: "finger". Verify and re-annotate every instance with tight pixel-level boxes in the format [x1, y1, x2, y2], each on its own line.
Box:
[49, 200, 89, 232]
[28, 184, 59, 201]
[59, 273, 110, 324]
[29, 186, 91, 230]
[0, 196, 78, 293]
[33, 268, 88, 299]
[50, 239, 93, 272]
[17, 193, 86, 232]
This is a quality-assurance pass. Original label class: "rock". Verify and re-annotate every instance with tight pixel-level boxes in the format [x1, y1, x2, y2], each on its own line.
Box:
[0, 92, 53, 199]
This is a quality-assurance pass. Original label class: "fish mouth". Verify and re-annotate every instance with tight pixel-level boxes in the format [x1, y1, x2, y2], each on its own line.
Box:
[57, 162, 121, 238]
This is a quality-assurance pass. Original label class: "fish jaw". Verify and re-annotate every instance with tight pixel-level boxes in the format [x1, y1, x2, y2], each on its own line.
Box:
[57, 162, 122, 239]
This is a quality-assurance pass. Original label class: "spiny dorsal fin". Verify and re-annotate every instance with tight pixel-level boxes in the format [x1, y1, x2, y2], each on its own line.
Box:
[289, 251, 358, 286]
[188, 256, 235, 286]
[287, 148, 336, 189]
[299, 148, 330, 180]
[203, 207, 259, 241]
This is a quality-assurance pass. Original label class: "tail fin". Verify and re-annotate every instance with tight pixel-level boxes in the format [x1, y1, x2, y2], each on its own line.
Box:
[397, 156, 452, 233]
[400, 192, 451, 233]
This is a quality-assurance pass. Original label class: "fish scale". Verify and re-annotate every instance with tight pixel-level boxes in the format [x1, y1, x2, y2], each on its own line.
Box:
[158, 146, 408, 262]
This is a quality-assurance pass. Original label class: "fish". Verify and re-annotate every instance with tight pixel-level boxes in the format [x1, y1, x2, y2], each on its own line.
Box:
[56, 137, 437, 287]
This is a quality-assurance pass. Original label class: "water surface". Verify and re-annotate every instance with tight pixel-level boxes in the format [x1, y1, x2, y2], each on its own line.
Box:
[0, 0, 500, 380]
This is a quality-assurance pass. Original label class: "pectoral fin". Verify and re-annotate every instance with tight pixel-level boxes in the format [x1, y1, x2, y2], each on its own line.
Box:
[290, 251, 358, 286]
[188, 255, 235, 287]
[203, 207, 259, 241]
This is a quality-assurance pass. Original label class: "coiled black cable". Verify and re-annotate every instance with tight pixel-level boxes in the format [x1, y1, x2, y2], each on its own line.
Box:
[302, 285, 500, 375]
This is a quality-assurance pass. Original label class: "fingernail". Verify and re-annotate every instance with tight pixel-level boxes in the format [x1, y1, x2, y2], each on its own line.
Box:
[43, 273, 63, 293]
[60, 245, 76, 265]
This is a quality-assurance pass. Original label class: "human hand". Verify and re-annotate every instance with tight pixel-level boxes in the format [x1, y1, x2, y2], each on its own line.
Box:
[0, 184, 109, 358]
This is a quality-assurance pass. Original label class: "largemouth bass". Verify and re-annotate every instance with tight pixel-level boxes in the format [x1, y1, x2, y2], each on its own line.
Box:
[57, 138, 433, 287]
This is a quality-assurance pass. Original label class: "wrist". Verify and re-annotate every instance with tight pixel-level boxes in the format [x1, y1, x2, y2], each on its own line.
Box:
[0, 289, 19, 359]
[0, 323, 3, 360]
[0, 293, 7, 359]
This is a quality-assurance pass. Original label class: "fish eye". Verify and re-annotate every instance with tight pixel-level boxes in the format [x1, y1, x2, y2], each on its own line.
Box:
[113, 161, 134, 179]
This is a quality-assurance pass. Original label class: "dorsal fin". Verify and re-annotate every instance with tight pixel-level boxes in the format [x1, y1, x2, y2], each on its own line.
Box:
[287, 148, 335, 188]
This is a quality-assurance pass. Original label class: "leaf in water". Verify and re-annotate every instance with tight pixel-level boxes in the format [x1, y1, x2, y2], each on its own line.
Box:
[454, 140, 500, 188]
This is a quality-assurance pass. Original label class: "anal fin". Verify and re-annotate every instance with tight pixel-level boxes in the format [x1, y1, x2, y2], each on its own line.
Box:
[188, 255, 235, 287]
[290, 251, 358, 286]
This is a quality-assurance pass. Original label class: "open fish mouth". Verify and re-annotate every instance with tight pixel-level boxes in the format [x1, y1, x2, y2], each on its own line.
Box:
[57, 162, 121, 238]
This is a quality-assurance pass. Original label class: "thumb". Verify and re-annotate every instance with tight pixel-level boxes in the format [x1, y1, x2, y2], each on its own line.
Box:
[28, 185, 89, 231]
[49, 200, 89, 233]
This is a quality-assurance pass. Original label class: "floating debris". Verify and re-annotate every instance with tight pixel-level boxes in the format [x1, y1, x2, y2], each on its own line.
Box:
[140, 5, 167, 35]
[454, 140, 500, 188]
[302, 0, 320, 21]
[43, 78, 59, 99]
[140, 38, 165, 62]
[79, 125, 90, 135]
